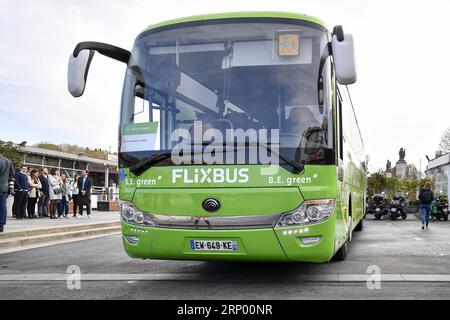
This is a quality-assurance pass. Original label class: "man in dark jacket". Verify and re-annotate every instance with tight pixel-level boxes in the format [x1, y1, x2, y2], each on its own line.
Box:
[77, 170, 92, 218]
[418, 182, 434, 230]
[0, 155, 15, 232]
[38, 168, 50, 218]
[12, 165, 29, 220]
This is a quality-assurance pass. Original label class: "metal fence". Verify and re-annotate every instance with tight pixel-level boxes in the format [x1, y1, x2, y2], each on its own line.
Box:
[92, 187, 119, 202]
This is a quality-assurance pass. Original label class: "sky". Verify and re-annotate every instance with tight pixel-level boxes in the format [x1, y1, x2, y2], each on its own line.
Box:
[1, 0, 449, 173]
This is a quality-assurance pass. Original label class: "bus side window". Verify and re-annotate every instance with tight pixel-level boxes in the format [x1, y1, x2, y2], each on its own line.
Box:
[132, 95, 150, 124]
[337, 89, 344, 161]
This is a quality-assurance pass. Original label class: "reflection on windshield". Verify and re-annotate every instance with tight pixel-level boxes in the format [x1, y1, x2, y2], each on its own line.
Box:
[119, 20, 335, 168]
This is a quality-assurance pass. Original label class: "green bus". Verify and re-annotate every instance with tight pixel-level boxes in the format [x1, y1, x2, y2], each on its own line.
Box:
[68, 12, 366, 263]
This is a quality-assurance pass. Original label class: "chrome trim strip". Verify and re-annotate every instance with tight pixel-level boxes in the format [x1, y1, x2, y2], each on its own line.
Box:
[150, 213, 282, 230]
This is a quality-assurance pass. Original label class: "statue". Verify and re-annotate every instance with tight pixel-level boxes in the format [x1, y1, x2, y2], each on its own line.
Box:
[399, 148, 406, 161]
[386, 160, 391, 172]
[396, 148, 407, 179]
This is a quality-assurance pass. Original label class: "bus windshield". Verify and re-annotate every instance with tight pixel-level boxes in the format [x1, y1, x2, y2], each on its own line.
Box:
[120, 20, 335, 168]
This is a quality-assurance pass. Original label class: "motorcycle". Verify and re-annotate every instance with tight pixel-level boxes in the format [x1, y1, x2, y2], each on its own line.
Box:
[431, 196, 449, 221]
[369, 195, 387, 220]
[388, 197, 407, 221]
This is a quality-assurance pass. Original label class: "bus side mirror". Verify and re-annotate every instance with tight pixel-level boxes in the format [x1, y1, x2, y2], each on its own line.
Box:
[68, 49, 95, 97]
[68, 42, 131, 98]
[332, 26, 357, 85]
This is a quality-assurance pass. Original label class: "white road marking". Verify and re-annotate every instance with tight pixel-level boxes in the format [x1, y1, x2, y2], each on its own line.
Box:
[0, 273, 450, 282]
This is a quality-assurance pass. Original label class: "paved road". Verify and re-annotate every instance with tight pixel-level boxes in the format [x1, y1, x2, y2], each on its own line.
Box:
[0, 215, 449, 300]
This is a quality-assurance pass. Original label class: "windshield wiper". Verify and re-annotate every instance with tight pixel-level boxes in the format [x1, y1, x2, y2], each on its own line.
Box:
[129, 152, 173, 176]
[257, 143, 305, 175]
[129, 143, 304, 176]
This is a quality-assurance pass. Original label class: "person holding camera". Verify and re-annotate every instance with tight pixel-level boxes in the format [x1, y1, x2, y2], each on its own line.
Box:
[0, 155, 15, 232]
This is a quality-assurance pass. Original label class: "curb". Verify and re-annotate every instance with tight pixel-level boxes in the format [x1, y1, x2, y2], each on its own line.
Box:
[0, 222, 121, 250]
[0, 221, 120, 240]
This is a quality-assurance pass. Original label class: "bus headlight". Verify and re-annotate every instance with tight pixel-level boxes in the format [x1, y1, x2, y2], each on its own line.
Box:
[276, 199, 335, 227]
[120, 201, 155, 227]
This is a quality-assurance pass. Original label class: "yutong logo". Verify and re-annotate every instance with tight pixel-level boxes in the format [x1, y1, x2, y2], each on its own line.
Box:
[172, 168, 249, 184]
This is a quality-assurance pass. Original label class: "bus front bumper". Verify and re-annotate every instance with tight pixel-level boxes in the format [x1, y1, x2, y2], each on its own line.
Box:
[121, 219, 336, 263]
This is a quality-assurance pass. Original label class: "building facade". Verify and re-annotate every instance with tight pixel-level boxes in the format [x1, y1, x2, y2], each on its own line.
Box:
[16, 145, 119, 190]
[426, 153, 450, 197]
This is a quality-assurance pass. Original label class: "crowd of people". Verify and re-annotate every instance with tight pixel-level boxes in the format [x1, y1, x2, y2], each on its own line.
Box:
[12, 165, 93, 220]
[0, 153, 93, 232]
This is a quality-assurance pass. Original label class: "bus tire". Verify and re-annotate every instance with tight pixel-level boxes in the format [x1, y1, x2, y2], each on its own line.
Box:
[354, 218, 363, 232]
[333, 241, 348, 261]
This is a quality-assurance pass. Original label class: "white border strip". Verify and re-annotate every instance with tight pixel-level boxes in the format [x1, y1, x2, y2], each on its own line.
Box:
[0, 274, 449, 282]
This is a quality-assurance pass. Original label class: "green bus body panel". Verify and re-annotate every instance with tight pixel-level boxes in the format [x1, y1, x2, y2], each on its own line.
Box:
[140, 11, 328, 35]
[274, 218, 336, 263]
[120, 165, 337, 198]
[122, 219, 336, 263]
[133, 187, 302, 216]
[119, 165, 345, 263]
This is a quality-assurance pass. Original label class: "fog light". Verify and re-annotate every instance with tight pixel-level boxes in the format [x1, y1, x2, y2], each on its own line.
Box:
[300, 237, 322, 246]
[125, 235, 140, 244]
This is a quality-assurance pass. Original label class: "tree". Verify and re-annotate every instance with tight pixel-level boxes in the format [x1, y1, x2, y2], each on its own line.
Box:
[34, 142, 63, 152]
[438, 127, 450, 153]
[0, 140, 22, 168]
[367, 173, 386, 198]
[402, 179, 420, 203]
[384, 177, 399, 199]
[34, 142, 108, 160]
[406, 164, 418, 180]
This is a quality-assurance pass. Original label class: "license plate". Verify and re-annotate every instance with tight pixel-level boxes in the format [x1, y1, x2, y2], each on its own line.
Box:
[190, 240, 238, 252]
[391, 208, 397, 212]
[443, 208, 448, 213]
[375, 208, 381, 212]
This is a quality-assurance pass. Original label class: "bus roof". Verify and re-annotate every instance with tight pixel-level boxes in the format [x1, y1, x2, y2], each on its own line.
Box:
[141, 11, 328, 35]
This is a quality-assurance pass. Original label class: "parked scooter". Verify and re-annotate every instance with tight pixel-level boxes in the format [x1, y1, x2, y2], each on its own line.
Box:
[388, 197, 407, 221]
[369, 194, 387, 220]
[431, 196, 449, 221]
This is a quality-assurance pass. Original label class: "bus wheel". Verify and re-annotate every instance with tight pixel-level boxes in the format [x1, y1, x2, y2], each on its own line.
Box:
[333, 241, 349, 261]
[354, 218, 363, 232]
